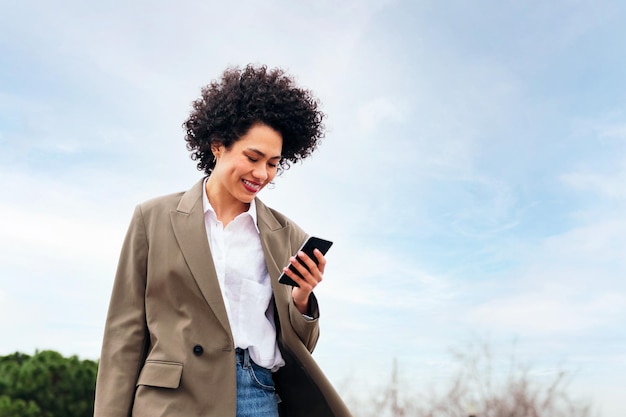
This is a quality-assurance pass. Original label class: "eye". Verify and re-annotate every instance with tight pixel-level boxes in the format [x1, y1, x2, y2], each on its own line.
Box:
[268, 162, 278, 168]
[247, 156, 258, 163]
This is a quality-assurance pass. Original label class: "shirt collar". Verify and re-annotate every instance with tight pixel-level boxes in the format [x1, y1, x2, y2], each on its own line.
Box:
[202, 177, 260, 234]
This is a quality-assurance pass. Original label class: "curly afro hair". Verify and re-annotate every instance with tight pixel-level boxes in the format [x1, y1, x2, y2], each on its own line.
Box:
[183, 64, 326, 175]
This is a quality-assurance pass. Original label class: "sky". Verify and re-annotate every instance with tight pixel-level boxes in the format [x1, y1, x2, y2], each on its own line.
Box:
[1, 0, 625, 415]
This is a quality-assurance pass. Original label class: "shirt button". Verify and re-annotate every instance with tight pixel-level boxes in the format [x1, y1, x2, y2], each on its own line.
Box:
[193, 345, 204, 356]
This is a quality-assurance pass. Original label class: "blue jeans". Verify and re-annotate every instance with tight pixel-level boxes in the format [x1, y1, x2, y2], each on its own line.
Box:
[235, 348, 279, 417]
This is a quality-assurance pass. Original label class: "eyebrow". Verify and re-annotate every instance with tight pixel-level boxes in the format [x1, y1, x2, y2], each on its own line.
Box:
[246, 147, 282, 160]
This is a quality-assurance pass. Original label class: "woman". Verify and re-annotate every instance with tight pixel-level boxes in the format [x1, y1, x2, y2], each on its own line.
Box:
[93, 65, 352, 417]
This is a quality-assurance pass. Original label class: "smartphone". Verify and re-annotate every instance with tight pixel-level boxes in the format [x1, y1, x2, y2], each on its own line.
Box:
[278, 236, 333, 287]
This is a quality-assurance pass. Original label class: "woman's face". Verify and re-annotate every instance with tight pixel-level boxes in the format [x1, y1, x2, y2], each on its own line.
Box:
[210, 123, 283, 206]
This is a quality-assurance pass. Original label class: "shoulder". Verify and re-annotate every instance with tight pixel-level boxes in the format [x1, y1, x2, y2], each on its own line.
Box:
[122, 192, 185, 236]
[136, 178, 204, 219]
[138, 191, 186, 214]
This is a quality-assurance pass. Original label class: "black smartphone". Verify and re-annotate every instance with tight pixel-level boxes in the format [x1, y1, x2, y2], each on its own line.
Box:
[278, 236, 333, 287]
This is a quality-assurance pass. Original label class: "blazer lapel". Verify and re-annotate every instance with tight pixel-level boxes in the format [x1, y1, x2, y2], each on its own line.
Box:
[169, 178, 232, 339]
[256, 199, 293, 300]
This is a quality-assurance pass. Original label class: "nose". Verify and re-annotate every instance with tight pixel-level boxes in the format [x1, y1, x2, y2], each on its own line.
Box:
[252, 165, 269, 182]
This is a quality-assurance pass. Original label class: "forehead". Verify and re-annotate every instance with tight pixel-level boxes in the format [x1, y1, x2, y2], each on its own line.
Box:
[235, 124, 283, 156]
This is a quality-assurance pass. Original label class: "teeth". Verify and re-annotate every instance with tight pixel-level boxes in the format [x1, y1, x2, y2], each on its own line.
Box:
[243, 179, 260, 190]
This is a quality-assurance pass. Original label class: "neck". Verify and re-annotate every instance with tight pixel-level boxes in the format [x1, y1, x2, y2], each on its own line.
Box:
[205, 177, 250, 226]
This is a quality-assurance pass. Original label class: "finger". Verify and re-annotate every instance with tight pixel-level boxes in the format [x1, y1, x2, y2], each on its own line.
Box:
[312, 248, 326, 274]
[283, 264, 313, 291]
[289, 255, 314, 280]
[294, 252, 323, 283]
[298, 250, 326, 277]
[285, 256, 320, 291]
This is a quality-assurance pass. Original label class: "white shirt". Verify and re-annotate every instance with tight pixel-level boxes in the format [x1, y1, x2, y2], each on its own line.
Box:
[202, 181, 285, 371]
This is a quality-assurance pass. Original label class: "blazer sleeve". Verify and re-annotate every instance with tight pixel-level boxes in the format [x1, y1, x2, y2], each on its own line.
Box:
[288, 293, 320, 352]
[286, 226, 321, 353]
[94, 205, 150, 417]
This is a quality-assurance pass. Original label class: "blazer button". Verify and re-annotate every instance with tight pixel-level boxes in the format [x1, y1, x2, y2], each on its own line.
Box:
[193, 345, 204, 356]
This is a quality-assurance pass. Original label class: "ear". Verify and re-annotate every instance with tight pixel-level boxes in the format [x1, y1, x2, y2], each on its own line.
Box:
[211, 143, 224, 159]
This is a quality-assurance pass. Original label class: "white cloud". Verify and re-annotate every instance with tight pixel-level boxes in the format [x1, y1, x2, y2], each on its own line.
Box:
[445, 175, 522, 238]
[357, 96, 412, 132]
[599, 123, 626, 140]
[560, 161, 626, 200]
[323, 247, 454, 311]
[0, 204, 122, 265]
[542, 218, 626, 265]
[463, 203, 626, 341]
[469, 291, 626, 335]
[0, 290, 8, 325]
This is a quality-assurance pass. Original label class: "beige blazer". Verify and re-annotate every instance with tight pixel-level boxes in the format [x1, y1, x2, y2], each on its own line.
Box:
[94, 179, 352, 417]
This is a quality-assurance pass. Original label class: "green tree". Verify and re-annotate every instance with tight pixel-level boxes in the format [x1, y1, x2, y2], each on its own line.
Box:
[0, 350, 97, 417]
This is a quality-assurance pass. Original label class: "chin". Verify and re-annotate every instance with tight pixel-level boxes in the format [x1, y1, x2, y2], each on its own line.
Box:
[238, 194, 257, 203]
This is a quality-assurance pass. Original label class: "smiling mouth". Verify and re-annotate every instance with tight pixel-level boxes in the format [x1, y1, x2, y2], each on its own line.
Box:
[242, 179, 261, 192]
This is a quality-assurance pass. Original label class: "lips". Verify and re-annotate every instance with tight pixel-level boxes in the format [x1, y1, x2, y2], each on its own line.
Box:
[242, 179, 262, 193]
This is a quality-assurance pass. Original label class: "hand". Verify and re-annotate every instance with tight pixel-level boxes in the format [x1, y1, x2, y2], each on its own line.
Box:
[283, 249, 326, 314]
